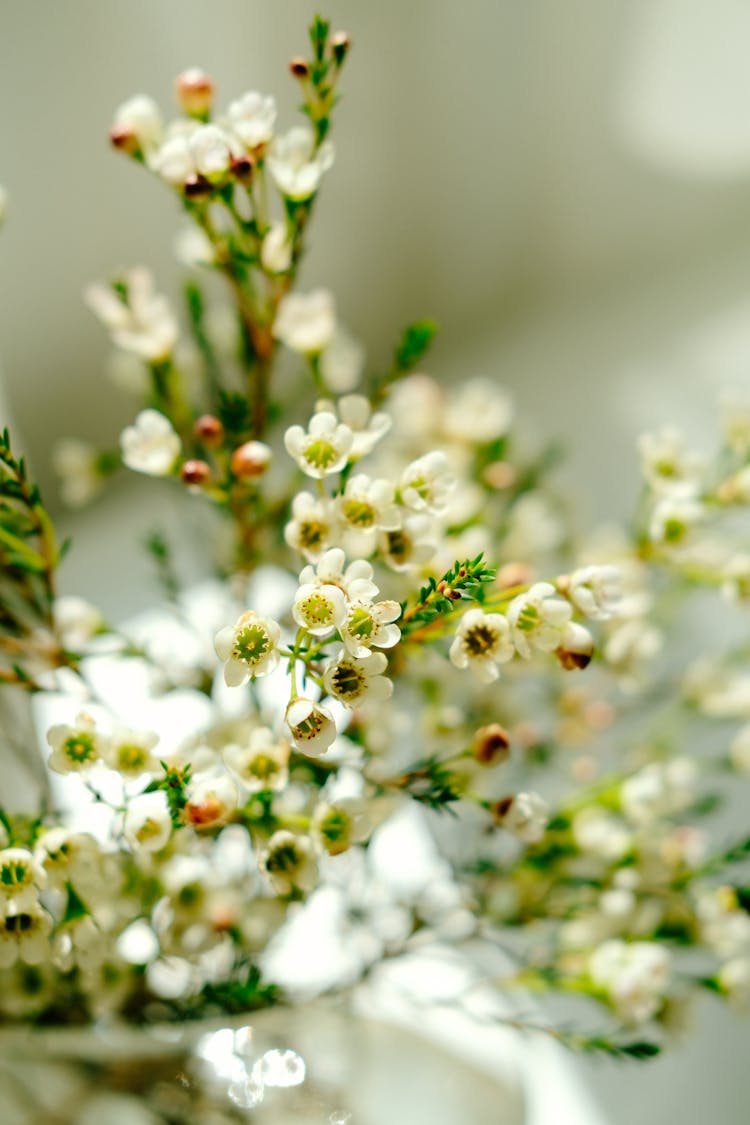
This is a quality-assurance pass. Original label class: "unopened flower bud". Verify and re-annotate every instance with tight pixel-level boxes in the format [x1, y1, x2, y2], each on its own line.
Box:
[109, 125, 140, 156]
[181, 459, 211, 486]
[331, 31, 351, 66]
[175, 67, 214, 117]
[231, 440, 272, 479]
[473, 723, 511, 766]
[496, 562, 533, 589]
[289, 57, 310, 79]
[556, 622, 595, 670]
[194, 414, 224, 446]
[231, 154, 255, 182]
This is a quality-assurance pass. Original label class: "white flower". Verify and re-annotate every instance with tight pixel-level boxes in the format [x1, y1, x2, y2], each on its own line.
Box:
[380, 514, 436, 572]
[293, 580, 347, 638]
[121, 409, 181, 476]
[507, 582, 573, 659]
[223, 728, 290, 794]
[572, 809, 632, 862]
[268, 125, 334, 200]
[639, 426, 703, 492]
[649, 493, 704, 545]
[190, 124, 234, 180]
[150, 132, 196, 186]
[34, 831, 101, 895]
[555, 621, 595, 670]
[335, 395, 391, 459]
[111, 95, 164, 155]
[589, 940, 671, 1024]
[85, 268, 178, 362]
[173, 224, 216, 269]
[274, 289, 336, 355]
[284, 411, 353, 478]
[444, 378, 514, 445]
[299, 547, 379, 601]
[46, 712, 106, 774]
[620, 759, 696, 825]
[123, 792, 172, 853]
[214, 610, 282, 686]
[53, 439, 103, 508]
[323, 648, 393, 708]
[604, 618, 662, 675]
[449, 608, 514, 683]
[319, 328, 365, 392]
[184, 773, 238, 830]
[0, 849, 45, 909]
[285, 698, 337, 757]
[565, 565, 622, 620]
[493, 791, 549, 843]
[336, 474, 401, 557]
[718, 957, 750, 1008]
[312, 797, 371, 856]
[284, 492, 338, 561]
[227, 91, 277, 149]
[104, 727, 160, 777]
[53, 596, 103, 651]
[260, 221, 293, 273]
[0, 902, 52, 968]
[261, 830, 318, 894]
[400, 451, 455, 513]
[341, 599, 401, 659]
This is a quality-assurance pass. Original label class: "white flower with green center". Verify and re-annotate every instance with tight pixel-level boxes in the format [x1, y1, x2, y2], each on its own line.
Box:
[46, 712, 106, 775]
[261, 830, 318, 894]
[121, 409, 181, 476]
[284, 491, 338, 561]
[298, 547, 379, 602]
[284, 411, 353, 479]
[341, 599, 401, 659]
[0, 849, 45, 910]
[639, 427, 702, 493]
[400, 450, 455, 513]
[123, 792, 172, 854]
[449, 608, 514, 683]
[215, 610, 281, 686]
[85, 267, 178, 362]
[224, 728, 290, 794]
[228, 90, 277, 149]
[507, 582, 573, 659]
[336, 474, 401, 557]
[293, 581, 347, 638]
[0, 902, 52, 968]
[565, 565, 622, 620]
[267, 124, 334, 201]
[285, 698, 337, 757]
[34, 830, 101, 894]
[274, 290, 336, 355]
[104, 727, 160, 777]
[312, 797, 371, 856]
[649, 493, 704, 545]
[323, 649, 393, 708]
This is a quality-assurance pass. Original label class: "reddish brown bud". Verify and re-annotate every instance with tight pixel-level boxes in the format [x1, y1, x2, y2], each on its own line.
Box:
[184, 174, 213, 199]
[231, 440, 272, 479]
[181, 459, 211, 486]
[289, 57, 310, 78]
[109, 125, 139, 156]
[194, 415, 224, 446]
[472, 723, 511, 766]
[175, 68, 214, 117]
[231, 154, 255, 182]
[490, 795, 514, 823]
[448, 589, 463, 601]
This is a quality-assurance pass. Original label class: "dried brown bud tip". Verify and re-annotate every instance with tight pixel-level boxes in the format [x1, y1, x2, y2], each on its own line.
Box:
[109, 126, 139, 156]
[331, 31, 351, 64]
[184, 174, 213, 199]
[175, 68, 214, 117]
[289, 57, 310, 78]
[231, 154, 255, 181]
[491, 795, 514, 823]
[449, 589, 463, 600]
[181, 459, 211, 486]
[194, 414, 224, 446]
[473, 723, 511, 766]
[231, 440, 272, 479]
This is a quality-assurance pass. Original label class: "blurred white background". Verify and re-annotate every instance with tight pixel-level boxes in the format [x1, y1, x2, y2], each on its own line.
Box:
[2, 0, 750, 1120]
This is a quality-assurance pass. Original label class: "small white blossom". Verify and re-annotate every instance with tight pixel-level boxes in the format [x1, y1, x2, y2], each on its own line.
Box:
[336, 474, 401, 557]
[0, 902, 52, 968]
[284, 492, 338, 561]
[268, 125, 334, 200]
[121, 409, 181, 476]
[341, 599, 401, 658]
[620, 759, 697, 826]
[184, 773, 238, 830]
[274, 289, 336, 355]
[260, 221, 293, 273]
[565, 565, 622, 620]
[639, 427, 703, 493]
[0, 849, 45, 909]
[312, 797, 371, 856]
[380, 514, 436, 572]
[293, 578, 347, 638]
[284, 411, 353, 478]
[298, 547, 379, 601]
[555, 621, 595, 670]
[214, 610, 282, 686]
[718, 957, 750, 1008]
[111, 95, 164, 155]
[493, 791, 549, 844]
[572, 809, 632, 862]
[319, 328, 365, 392]
[449, 608, 514, 683]
[400, 451, 455, 513]
[34, 831, 101, 895]
[104, 727, 160, 777]
[150, 131, 196, 186]
[223, 729, 290, 794]
[604, 618, 662, 677]
[85, 268, 178, 362]
[123, 792, 172, 853]
[285, 698, 337, 757]
[261, 831, 318, 895]
[649, 493, 705, 545]
[53, 596, 103, 651]
[227, 91, 277, 149]
[335, 395, 391, 459]
[507, 582, 573, 659]
[589, 940, 671, 1024]
[173, 224, 216, 269]
[53, 439, 103, 508]
[190, 123, 234, 180]
[323, 648, 393, 708]
[46, 712, 106, 775]
[697, 888, 750, 958]
[444, 378, 514, 445]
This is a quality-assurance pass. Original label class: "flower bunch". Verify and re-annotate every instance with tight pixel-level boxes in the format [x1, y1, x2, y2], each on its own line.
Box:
[1, 14, 750, 1062]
